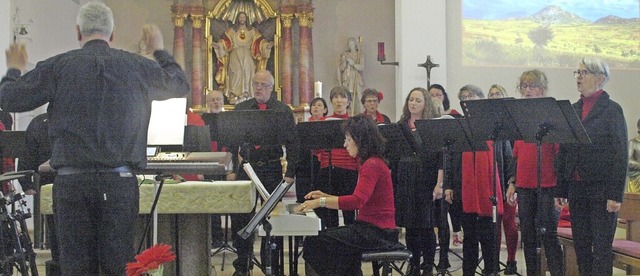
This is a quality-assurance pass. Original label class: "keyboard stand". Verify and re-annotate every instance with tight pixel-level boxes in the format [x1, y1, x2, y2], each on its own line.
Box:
[211, 214, 237, 271]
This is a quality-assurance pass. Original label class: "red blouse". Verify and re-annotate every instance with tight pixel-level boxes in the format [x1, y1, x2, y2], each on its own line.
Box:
[338, 157, 396, 229]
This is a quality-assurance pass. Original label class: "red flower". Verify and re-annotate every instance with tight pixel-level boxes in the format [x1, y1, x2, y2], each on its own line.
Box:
[377, 91, 384, 101]
[126, 244, 176, 276]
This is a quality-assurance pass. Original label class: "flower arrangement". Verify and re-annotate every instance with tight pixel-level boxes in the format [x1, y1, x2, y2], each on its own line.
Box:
[126, 244, 176, 276]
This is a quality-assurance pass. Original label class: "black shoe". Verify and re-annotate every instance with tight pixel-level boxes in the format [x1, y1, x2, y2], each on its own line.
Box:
[422, 265, 434, 276]
[504, 261, 517, 275]
[436, 259, 451, 270]
[407, 264, 421, 276]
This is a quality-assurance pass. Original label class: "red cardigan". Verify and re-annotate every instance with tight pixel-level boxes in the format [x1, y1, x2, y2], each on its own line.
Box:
[339, 157, 396, 229]
[513, 141, 558, 189]
[461, 141, 504, 217]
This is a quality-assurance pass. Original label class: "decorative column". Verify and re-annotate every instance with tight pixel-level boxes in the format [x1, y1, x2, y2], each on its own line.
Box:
[280, 6, 296, 105]
[189, 5, 205, 109]
[170, 4, 187, 70]
[296, 5, 314, 106]
[296, 5, 313, 106]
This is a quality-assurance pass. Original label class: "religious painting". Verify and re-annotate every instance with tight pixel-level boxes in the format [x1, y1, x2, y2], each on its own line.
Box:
[206, 0, 281, 104]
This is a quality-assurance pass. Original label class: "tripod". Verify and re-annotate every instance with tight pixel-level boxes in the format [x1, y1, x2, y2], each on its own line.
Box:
[0, 171, 38, 276]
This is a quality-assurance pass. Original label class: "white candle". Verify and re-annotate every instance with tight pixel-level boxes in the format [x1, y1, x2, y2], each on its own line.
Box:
[314, 81, 322, 98]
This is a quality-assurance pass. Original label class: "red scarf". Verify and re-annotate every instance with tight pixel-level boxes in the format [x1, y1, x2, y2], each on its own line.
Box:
[364, 111, 385, 123]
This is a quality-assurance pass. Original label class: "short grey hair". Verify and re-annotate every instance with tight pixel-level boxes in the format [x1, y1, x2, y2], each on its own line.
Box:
[76, 2, 114, 37]
[458, 84, 485, 100]
[581, 57, 610, 88]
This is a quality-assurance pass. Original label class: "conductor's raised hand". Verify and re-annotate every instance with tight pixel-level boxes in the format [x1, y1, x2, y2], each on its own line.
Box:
[6, 43, 28, 72]
[141, 24, 164, 55]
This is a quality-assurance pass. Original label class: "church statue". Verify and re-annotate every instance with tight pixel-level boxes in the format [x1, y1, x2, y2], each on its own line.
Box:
[212, 11, 273, 104]
[338, 37, 364, 111]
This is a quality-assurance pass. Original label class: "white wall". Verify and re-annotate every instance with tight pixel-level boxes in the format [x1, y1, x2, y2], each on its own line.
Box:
[395, 0, 448, 120]
[0, 1, 9, 76]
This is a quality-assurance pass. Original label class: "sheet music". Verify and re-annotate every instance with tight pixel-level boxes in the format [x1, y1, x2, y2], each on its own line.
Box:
[243, 163, 271, 200]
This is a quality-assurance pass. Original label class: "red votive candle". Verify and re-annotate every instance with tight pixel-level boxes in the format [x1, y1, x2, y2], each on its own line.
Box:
[377, 42, 385, 61]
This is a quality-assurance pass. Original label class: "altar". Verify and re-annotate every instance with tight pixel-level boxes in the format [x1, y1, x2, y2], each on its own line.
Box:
[40, 181, 257, 276]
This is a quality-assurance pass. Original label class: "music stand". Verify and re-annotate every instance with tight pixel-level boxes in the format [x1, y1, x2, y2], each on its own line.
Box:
[238, 180, 294, 276]
[461, 98, 522, 274]
[214, 110, 294, 274]
[415, 118, 487, 274]
[295, 120, 344, 200]
[502, 97, 590, 274]
[377, 123, 418, 161]
[215, 110, 294, 151]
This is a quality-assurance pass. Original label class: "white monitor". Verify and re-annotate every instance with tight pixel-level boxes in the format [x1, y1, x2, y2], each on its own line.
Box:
[147, 98, 187, 147]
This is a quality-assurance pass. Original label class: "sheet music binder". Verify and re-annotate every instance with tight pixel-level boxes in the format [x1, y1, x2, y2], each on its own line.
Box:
[377, 123, 418, 160]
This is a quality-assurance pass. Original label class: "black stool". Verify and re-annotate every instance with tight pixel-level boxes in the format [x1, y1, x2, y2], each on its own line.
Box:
[361, 249, 412, 276]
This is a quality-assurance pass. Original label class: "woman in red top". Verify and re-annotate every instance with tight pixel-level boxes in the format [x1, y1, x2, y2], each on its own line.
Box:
[300, 114, 402, 276]
[506, 69, 564, 276]
[309, 97, 328, 122]
[360, 88, 391, 124]
[314, 86, 359, 228]
[447, 85, 512, 276]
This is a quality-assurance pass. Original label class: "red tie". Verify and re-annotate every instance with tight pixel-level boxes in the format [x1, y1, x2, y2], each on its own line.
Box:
[257, 103, 267, 110]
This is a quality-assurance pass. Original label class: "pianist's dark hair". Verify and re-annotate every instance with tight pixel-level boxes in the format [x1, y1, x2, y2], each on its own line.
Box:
[342, 114, 386, 164]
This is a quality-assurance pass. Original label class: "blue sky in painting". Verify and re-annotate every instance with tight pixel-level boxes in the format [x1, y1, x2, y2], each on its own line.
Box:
[463, 0, 640, 21]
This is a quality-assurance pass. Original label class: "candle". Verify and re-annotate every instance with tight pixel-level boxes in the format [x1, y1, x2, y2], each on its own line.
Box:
[377, 42, 385, 61]
[314, 81, 322, 98]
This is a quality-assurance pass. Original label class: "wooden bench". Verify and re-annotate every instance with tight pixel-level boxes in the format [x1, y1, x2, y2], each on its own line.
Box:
[557, 193, 640, 275]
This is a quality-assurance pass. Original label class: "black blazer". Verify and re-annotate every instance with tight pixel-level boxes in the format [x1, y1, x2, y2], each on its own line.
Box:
[554, 91, 628, 202]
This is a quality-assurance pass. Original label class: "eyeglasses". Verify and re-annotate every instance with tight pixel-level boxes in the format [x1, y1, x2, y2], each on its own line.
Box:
[519, 83, 542, 90]
[460, 94, 476, 101]
[573, 70, 590, 79]
[252, 82, 272, 89]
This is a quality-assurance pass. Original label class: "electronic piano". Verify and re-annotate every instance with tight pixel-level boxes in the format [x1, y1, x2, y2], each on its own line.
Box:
[258, 201, 321, 237]
[144, 152, 232, 175]
[38, 152, 233, 175]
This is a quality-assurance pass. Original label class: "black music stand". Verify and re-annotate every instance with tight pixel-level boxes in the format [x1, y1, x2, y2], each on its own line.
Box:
[461, 98, 521, 274]
[377, 123, 417, 162]
[295, 120, 344, 200]
[238, 180, 294, 276]
[415, 118, 487, 275]
[214, 110, 294, 274]
[502, 97, 590, 274]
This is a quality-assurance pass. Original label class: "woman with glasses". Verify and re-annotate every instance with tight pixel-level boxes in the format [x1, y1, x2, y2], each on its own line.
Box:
[446, 85, 513, 276]
[429, 84, 462, 117]
[360, 88, 391, 124]
[395, 87, 443, 275]
[314, 86, 359, 228]
[554, 58, 628, 276]
[505, 69, 564, 276]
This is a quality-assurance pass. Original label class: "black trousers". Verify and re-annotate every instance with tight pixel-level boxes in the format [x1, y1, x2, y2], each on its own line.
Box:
[461, 213, 499, 276]
[405, 227, 436, 270]
[433, 199, 451, 265]
[517, 187, 564, 276]
[314, 167, 357, 228]
[53, 172, 138, 275]
[569, 192, 618, 276]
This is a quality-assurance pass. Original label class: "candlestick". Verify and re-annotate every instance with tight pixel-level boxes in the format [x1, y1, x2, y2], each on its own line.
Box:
[314, 81, 322, 98]
[377, 42, 385, 62]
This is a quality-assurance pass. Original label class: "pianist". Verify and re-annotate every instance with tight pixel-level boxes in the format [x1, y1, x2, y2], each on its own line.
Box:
[298, 115, 405, 275]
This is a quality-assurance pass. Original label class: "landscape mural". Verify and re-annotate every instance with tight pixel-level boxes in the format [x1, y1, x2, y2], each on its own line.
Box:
[462, 0, 640, 69]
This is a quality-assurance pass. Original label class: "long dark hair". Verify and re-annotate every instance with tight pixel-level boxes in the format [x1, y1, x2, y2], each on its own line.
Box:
[342, 114, 386, 163]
